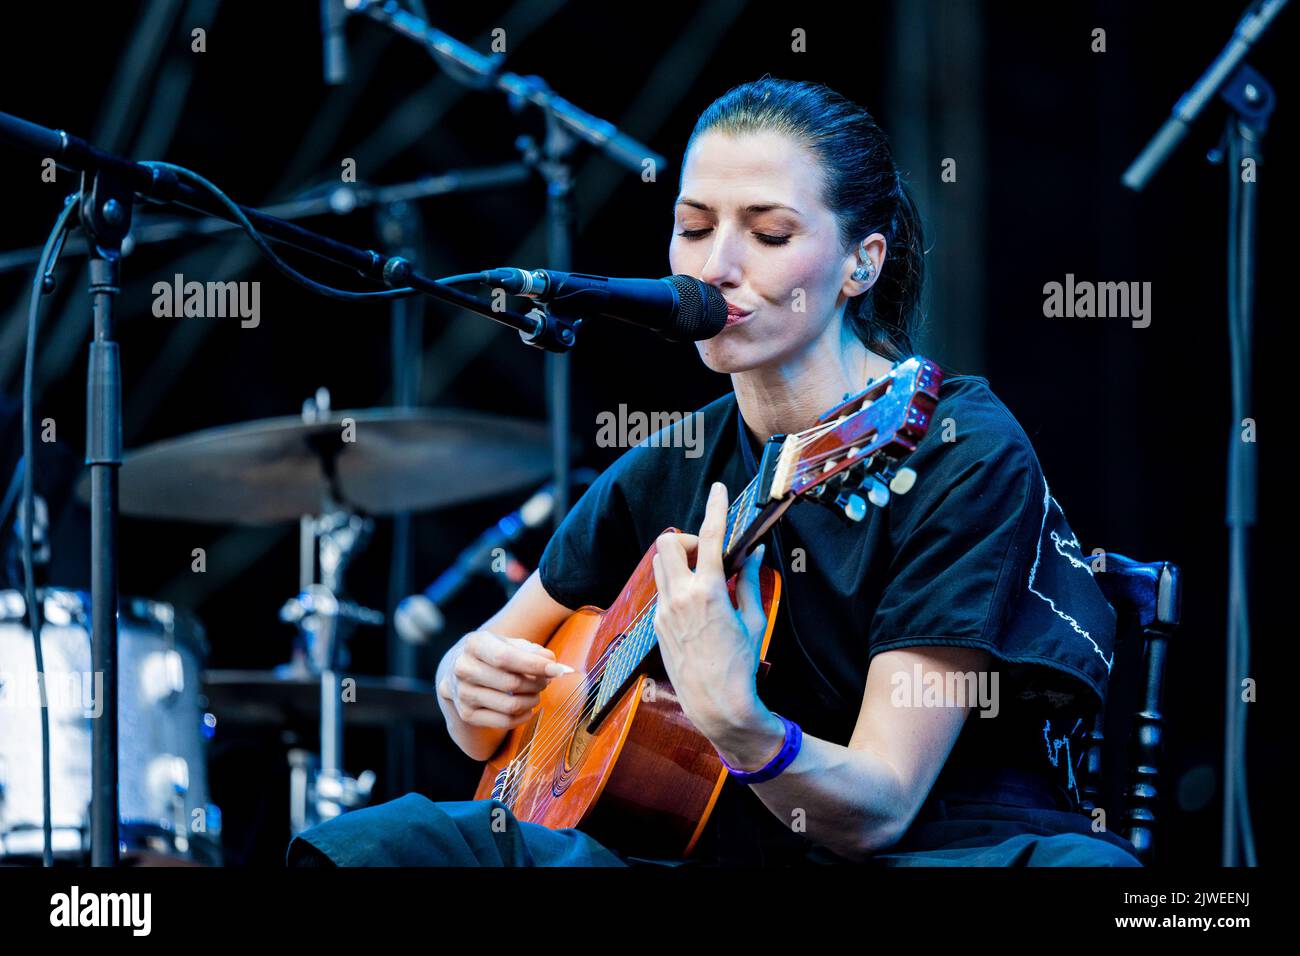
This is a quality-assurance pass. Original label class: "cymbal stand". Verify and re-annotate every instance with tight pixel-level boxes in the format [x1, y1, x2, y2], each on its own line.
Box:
[281, 390, 383, 834]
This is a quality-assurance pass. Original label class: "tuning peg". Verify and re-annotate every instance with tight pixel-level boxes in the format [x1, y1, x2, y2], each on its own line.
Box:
[834, 491, 868, 522]
[888, 467, 917, 495]
[863, 476, 890, 508]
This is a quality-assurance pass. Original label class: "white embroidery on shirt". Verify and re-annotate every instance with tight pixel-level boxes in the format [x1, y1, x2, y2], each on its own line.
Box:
[1051, 529, 1093, 572]
[1044, 717, 1079, 797]
[1028, 477, 1113, 672]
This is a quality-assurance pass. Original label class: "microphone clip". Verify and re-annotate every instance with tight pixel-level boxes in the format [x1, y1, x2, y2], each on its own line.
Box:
[518, 303, 581, 353]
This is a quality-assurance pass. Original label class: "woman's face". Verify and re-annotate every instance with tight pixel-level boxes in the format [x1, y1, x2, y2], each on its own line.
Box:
[669, 129, 873, 374]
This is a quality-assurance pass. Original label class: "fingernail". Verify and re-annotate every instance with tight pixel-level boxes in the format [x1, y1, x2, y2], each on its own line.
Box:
[547, 663, 575, 676]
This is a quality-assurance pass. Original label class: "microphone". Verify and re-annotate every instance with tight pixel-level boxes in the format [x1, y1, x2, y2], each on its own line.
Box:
[481, 269, 727, 342]
[320, 0, 349, 85]
[393, 473, 595, 644]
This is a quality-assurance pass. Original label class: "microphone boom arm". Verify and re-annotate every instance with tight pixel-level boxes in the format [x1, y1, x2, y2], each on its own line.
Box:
[0, 111, 567, 350]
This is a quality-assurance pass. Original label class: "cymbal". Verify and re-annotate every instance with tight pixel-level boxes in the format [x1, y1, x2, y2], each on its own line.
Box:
[79, 408, 553, 524]
[202, 670, 444, 727]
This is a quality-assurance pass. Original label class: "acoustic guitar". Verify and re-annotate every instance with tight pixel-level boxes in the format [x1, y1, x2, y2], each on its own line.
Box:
[474, 356, 943, 857]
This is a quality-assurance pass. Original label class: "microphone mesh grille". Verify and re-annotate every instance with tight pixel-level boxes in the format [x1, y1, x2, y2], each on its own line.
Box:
[665, 275, 728, 340]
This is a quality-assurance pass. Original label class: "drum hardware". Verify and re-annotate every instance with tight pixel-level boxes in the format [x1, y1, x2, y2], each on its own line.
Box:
[287, 748, 376, 837]
[76, 388, 549, 841]
[276, 389, 386, 833]
[279, 577, 384, 829]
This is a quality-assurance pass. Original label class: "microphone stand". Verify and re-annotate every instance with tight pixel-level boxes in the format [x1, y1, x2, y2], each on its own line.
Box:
[526, 101, 577, 532]
[1121, 0, 1284, 866]
[1210, 69, 1270, 870]
[0, 109, 577, 865]
[79, 169, 132, 867]
[377, 198, 421, 794]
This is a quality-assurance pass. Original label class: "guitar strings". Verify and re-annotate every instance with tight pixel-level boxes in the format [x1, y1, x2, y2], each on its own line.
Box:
[498, 476, 764, 806]
[498, 477, 762, 806]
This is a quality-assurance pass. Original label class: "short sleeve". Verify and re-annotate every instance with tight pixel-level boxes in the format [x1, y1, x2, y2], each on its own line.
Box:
[867, 386, 1116, 711]
[536, 457, 645, 612]
[536, 394, 734, 614]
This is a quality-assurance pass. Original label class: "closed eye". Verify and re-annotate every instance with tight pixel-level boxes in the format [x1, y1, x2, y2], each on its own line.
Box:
[675, 227, 790, 246]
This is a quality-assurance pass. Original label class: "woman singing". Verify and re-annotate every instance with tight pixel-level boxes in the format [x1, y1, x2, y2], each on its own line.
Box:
[288, 78, 1140, 867]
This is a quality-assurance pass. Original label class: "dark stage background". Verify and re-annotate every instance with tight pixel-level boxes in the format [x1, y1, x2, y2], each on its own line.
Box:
[0, 0, 1285, 866]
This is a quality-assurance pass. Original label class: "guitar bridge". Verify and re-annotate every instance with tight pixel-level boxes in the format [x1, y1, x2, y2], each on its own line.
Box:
[490, 766, 511, 803]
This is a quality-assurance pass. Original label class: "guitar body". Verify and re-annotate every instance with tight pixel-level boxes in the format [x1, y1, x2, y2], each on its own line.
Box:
[474, 530, 782, 858]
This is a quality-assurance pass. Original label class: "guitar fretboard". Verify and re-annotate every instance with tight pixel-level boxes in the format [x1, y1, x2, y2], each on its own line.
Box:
[590, 472, 766, 715]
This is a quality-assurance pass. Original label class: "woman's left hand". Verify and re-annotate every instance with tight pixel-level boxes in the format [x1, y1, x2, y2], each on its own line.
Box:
[651, 481, 770, 743]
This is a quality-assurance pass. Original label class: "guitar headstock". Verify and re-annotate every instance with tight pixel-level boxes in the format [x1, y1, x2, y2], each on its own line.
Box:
[768, 356, 942, 520]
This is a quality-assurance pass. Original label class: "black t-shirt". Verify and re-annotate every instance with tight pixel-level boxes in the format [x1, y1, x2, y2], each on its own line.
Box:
[537, 373, 1118, 865]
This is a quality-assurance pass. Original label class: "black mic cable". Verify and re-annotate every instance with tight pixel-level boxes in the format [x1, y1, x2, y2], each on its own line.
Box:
[21, 192, 80, 867]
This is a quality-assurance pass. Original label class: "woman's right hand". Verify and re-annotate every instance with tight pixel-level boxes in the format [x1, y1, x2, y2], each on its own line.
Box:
[438, 629, 574, 729]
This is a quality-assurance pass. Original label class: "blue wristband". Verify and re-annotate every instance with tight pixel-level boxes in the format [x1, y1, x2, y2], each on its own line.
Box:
[718, 712, 802, 784]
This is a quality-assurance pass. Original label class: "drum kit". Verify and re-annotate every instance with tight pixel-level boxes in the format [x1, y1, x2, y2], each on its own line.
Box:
[0, 0, 668, 869]
[0, 387, 554, 865]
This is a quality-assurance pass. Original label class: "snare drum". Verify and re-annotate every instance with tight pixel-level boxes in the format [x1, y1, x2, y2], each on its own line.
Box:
[0, 588, 221, 864]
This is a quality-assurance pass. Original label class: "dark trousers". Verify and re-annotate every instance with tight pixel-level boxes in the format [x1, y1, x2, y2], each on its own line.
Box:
[287, 795, 630, 867]
[286, 775, 1143, 867]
